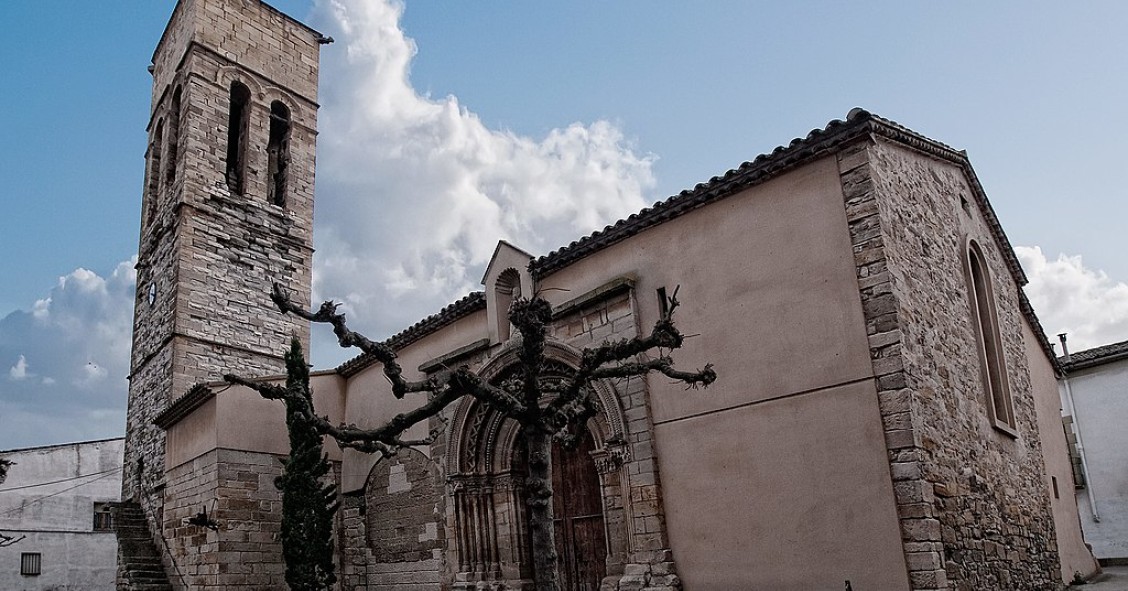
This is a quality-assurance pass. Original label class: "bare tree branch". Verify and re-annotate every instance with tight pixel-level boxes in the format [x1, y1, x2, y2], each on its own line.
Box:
[271, 283, 432, 399]
[225, 282, 713, 591]
[591, 358, 716, 387]
[223, 373, 289, 400]
[0, 532, 26, 548]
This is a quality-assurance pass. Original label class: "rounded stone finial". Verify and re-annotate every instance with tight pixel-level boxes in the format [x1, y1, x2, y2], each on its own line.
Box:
[847, 107, 870, 121]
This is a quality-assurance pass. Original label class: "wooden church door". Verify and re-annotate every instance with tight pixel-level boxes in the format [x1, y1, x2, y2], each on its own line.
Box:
[551, 435, 607, 590]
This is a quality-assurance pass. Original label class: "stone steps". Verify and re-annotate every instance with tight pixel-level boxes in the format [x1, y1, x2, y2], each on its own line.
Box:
[111, 502, 173, 591]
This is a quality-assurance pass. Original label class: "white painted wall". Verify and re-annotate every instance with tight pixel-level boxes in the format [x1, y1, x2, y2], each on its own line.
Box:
[0, 438, 123, 591]
[1061, 357, 1128, 561]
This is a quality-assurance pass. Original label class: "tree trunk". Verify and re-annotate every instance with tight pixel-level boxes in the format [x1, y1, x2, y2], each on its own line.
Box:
[524, 425, 560, 591]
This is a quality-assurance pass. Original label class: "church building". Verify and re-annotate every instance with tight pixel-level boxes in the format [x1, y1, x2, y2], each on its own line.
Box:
[119, 0, 1099, 589]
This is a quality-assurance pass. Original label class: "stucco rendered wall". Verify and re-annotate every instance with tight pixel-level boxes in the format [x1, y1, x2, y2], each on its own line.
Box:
[336, 154, 911, 589]
[1023, 323, 1098, 580]
[338, 309, 488, 494]
[0, 439, 123, 591]
[1062, 357, 1128, 561]
[535, 156, 910, 590]
[864, 138, 1064, 589]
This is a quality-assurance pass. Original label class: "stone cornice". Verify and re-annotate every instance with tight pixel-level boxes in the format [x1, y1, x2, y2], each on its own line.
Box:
[154, 382, 215, 430]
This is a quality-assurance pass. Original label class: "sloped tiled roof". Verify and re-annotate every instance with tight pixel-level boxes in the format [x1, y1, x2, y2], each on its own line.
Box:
[530, 108, 1027, 289]
[336, 108, 1056, 375]
[1060, 339, 1128, 373]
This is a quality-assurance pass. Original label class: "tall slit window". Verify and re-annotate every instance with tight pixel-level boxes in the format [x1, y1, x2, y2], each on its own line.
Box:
[145, 119, 164, 225]
[267, 100, 292, 207]
[225, 81, 251, 194]
[966, 241, 1015, 432]
[165, 86, 182, 186]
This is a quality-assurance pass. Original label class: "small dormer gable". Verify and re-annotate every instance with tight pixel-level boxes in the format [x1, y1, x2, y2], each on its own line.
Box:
[482, 241, 535, 345]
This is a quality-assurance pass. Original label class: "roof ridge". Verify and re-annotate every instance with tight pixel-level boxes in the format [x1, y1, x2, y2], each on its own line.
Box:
[530, 108, 890, 277]
[0, 436, 125, 455]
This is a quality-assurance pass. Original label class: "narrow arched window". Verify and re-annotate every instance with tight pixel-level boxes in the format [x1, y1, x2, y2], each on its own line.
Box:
[145, 118, 164, 225]
[495, 269, 521, 342]
[967, 241, 1015, 431]
[267, 100, 291, 207]
[165, 86, 182, 186]
[225, 81, 251, 194]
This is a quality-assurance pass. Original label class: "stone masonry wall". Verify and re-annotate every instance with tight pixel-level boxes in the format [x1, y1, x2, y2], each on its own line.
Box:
[163, 449, 339, 590]
[840, 138, 1062, 590]
[151, 0, 321, 108]
[126, 0, 319, 507]
[346, 449, 446, 591]
[163, 449, 223, 589]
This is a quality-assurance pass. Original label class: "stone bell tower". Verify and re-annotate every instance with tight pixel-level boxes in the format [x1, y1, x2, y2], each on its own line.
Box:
[123, 0, 324, 504]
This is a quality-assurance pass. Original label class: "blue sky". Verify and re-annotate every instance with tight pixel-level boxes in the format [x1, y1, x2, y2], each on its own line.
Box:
[2, 0, 1127, 448]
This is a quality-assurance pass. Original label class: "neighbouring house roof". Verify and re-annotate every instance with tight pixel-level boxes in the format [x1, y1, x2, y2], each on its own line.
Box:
[0, 437, 125, 455]
[333, 108, 1059, 375]
[1060, 339, 1128, 373]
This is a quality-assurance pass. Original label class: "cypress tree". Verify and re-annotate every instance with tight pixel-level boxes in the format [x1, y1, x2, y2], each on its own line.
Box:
[277, 338, 338, 591]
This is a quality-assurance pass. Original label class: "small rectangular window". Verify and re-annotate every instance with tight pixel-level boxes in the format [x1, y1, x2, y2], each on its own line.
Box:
[21, 552, 41, 576]
[656, 287, 669, 319]
[1052, 476, 1060, 499]
[93, 503, 114, 531]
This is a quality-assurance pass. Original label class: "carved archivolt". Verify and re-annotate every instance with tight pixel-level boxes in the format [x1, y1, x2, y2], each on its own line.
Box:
[442, 337, 634, 586]
[445, 338, 627, 475]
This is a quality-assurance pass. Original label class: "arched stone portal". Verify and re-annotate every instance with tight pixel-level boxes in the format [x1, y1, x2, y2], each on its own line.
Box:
[444, 340, 674, 590]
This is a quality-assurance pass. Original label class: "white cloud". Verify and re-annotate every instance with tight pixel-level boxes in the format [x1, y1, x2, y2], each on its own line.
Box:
[0, 258, 135, 449]
[307, 0, 656, 364]
[1017, 246, 1128, 352]
[8, 355, 29, 380]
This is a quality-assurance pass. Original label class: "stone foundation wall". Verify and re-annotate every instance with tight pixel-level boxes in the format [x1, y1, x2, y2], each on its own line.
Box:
[163, 449, 222, 588]
[163, 448, 332, 590]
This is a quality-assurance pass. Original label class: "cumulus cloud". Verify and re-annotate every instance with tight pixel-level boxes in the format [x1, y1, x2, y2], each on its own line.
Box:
[0, 259, 135, 449]
[1017, 246, 1128, 352]
[8, 355, 30, 380]
[307, 0, 656, 363]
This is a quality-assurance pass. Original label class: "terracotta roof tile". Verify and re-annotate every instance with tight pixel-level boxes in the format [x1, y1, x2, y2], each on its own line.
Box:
[1060, 339, 1128, 372]
[335, 291, 486, 377]
[334, 108, 1054, 375]
[531, 109, 1014, 280]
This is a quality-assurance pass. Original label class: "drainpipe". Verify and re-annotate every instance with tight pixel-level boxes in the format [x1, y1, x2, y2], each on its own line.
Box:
[1059, 333, 1100, 522]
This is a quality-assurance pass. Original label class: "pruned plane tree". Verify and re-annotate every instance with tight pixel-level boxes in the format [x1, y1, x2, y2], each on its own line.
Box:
[224, 283, 715, 591]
